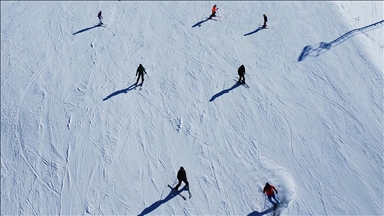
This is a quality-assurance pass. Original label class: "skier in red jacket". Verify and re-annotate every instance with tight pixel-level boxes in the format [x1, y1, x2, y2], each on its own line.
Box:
[209, 4, 218, 19]
[263, 183, 281, 205]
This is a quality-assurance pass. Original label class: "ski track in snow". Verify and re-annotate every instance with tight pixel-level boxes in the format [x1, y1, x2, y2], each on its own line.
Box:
[1, 1, 383, 215]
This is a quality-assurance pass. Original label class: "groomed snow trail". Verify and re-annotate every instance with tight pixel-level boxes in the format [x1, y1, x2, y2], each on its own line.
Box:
[1, 1, 383, 215]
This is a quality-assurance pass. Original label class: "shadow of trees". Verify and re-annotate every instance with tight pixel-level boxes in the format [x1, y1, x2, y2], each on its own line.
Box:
[210, 82, 241, 102]
[298, 20, 384, 61]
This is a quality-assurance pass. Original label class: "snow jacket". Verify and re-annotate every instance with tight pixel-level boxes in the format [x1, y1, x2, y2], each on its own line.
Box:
[136, 64, 147, 76]
[238, 65, 245, 75]
[177, 169, 187, 181]
[98, 12, 103, 19]
[263, 184, 277, 196]
[263, 14, 268, 22]
[212, 5, 218, 13]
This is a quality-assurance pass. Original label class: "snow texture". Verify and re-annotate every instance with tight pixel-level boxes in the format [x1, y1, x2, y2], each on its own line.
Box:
[1, 1, 383, 215]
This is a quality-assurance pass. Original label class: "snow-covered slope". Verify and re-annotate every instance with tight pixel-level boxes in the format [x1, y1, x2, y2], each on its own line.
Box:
[1, 1, 383, 215]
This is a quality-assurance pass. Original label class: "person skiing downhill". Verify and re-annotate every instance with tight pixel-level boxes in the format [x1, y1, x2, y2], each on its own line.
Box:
[263, 182, 281, 205]
[238, 65, 245, 83]
[135, 64, 147, 85]
[174, 166, 189, 191]
[263, 14, 268, 28]
[209, 4, 218, 19]
[98, 11, 103, 25]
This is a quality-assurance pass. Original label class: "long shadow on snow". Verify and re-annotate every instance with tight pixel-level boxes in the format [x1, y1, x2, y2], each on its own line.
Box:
[73, 24, 103, 35]
[298, 19, 384, 61]
[102, 84, 137, 101]
[209, 82, 241, 102]
[137, 187, 188, 216]
[247, 206, 274, 216]
[192, 18, 210, 28]
[244, 26, 265, 36]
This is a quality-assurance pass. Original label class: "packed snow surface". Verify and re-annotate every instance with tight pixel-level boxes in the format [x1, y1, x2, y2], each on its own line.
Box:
[1, 1, 383, 215]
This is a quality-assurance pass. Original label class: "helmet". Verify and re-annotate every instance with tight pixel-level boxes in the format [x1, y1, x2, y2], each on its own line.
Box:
[180, 166, 184, 170]
[263, 14, 266, 16]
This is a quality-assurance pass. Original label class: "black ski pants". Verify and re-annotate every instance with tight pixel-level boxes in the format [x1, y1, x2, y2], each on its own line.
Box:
[174, 178, 189, 190]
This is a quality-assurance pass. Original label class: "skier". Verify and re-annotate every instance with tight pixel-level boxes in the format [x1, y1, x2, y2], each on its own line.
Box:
[174, 166, 189, 191]
[135, 64, 147, 85]
[263, 182, 281, 205]
[98, 11, 103, 26]
[209, 4, 218, 19]
[238, 64, 245, 83]
[263, 14, 268, 28]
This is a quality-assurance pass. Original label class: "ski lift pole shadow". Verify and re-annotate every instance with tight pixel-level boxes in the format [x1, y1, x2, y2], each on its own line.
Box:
[298, 19, 384, 61]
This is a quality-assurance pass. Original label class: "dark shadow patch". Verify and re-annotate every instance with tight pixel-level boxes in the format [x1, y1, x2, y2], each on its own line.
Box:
[102, 84, 137, 101]
[209, 82, 241, 102]
[137, 186, 188, 216]
[73, 24, 103, 35]
[244, 26, 266, 36]
[247, 206, 274, 216]
[192, 18, 210, 28]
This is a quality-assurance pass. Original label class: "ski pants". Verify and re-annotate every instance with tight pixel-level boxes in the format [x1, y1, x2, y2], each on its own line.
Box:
[174, 178, 189, 190]
[268, 194, 280, 205]
[209, 11, 216, 19]
[238, 73, 245, 83]
[136, 74, 144, 84]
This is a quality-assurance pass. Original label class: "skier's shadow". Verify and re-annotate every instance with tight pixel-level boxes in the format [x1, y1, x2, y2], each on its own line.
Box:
[192, 18, 210, 28]
[209, 82, 241, 102]
[247, 207, 274, 216]
[244, 26, 265, 36]
[137, 187, 188, 216]
[73, 24, 103, 35]
[102, 84, 137, 101]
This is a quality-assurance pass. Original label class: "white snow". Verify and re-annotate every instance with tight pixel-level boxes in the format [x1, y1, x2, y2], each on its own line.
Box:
[1, 1, 383, 215]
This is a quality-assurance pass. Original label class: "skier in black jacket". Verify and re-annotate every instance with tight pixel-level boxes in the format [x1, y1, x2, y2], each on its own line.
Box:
[135, 64, 147, 85]
[174, 166, 189, 191]
[238, 65, 245, 83]
[98, 11, 103, 26]
[263, 14, 268, 28]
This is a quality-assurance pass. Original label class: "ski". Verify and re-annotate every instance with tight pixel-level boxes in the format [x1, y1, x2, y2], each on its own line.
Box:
[134, 83, 142, 90]
[273, 202, 287, 216]
[167, 184, 186, 200]
[205, 17, 218, 21]
[234, 79, 249, 88]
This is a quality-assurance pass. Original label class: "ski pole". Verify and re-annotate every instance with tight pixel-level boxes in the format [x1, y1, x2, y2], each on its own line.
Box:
[263, 194, 267, 210]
